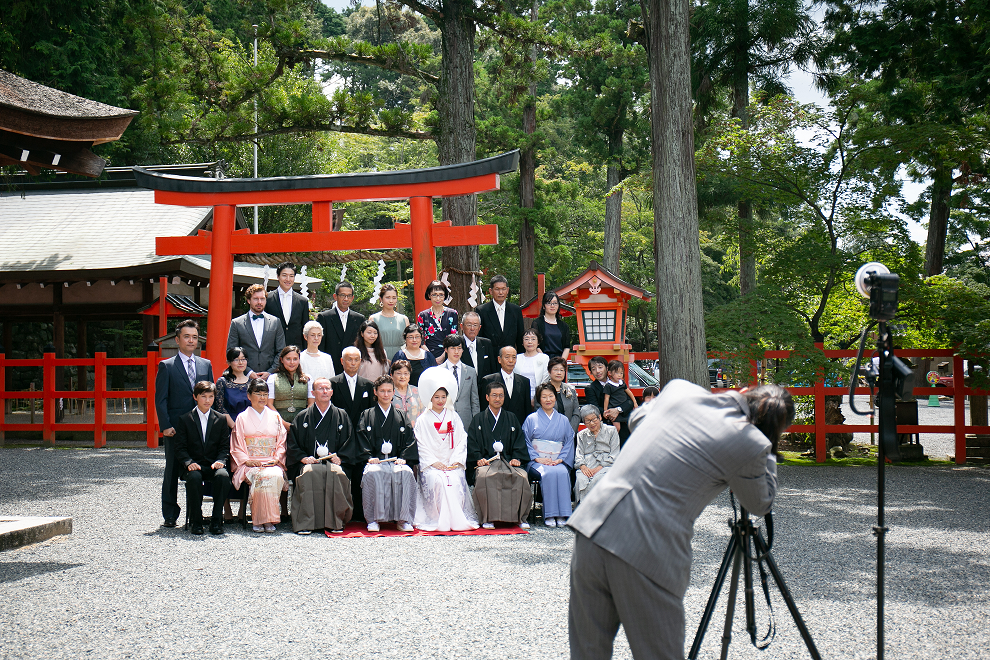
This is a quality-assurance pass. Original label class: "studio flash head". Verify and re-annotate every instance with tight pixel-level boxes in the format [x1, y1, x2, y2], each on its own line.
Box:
[855, 262, 899, 321]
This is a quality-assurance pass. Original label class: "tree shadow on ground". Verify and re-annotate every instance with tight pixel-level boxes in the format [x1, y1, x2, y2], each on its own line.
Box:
[0, 561, 84, 583]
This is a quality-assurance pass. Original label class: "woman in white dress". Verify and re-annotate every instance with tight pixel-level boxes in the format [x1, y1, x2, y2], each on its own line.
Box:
[515, 329, 549, 403]
[299, 320, 336, 381]
[412, 367, 479, 531]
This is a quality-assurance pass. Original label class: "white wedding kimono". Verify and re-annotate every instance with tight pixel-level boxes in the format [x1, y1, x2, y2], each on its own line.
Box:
[413, 407, 479, 531]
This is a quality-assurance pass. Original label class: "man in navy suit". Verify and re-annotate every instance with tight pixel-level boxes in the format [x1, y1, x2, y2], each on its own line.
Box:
[264, 262, 310, 349]
[316, 281, 366, 375]
[155, 319, 215, 527]
[174, 381, 231, 535]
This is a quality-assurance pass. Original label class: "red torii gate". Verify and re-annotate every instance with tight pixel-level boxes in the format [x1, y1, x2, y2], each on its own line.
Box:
[135, 151, 519, 374]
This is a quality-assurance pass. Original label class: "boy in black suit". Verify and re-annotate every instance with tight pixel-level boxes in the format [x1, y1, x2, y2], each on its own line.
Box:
[174, 381, 231, 535]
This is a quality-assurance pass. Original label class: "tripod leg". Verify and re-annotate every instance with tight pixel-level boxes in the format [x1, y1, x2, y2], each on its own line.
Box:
[719, 549, 742, 660]
[688, 532, 739, 660]
[754, 533, 823, 660]
[744, 523, 757, 643]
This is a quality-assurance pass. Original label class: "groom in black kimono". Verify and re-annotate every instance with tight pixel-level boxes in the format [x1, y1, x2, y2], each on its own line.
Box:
[467, 381, 532, 529]
[287, 377, 355, 534]
[356, 375, 420, 531]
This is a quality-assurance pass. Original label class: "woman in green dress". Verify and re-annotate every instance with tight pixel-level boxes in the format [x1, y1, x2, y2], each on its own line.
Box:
[370, 283, 409, 361]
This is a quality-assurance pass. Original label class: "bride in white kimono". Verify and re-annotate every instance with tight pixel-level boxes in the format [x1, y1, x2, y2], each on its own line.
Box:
[413, 367, 479, 531]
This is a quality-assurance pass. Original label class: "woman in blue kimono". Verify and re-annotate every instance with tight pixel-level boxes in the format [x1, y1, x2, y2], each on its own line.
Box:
[523, 382, 576, 527]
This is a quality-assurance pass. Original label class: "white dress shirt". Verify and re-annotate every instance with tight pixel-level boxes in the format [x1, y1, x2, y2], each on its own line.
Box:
[501, 369, 514, 399]
[182, 353, 197, 386]
[494, 301, 506, 329]
[445, 359, 461, 383]
[250, 313, 265, 346]
[336, 306, 349, 330]
[464, 337, 478, 367]
[344, 372, 358, 399]
[278, 287, 293, 324]
[196, 407, 209, 441]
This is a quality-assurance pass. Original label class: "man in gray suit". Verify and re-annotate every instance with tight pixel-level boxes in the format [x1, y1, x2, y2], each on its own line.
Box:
[441, 334, 480, 428]
[568, 380, 793, 660]
[154, 319, 215, 527]
[227, 283, 285, 379]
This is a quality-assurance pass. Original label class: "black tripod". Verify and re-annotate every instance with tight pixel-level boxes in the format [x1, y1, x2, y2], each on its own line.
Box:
[688, 497, 821, 660]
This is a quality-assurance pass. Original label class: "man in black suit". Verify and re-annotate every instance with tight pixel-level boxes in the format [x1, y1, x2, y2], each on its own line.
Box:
[316, 281, 366, 375]
[330, 346, 375, 521]
[264, 261, 310, 349]
[154, 319, 215, 527]
[459, 311, 497, 391]
[476, 275, 525, 353]
[174, 381, 231, 535]
[227, 283, 285, 379]
[481, 346, 533, 426]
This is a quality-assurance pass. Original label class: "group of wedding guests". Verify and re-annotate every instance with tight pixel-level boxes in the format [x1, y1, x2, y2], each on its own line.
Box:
[157, 264, 642, 535]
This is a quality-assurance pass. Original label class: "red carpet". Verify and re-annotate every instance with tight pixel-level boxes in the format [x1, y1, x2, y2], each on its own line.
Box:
[324, 522, 529, 538]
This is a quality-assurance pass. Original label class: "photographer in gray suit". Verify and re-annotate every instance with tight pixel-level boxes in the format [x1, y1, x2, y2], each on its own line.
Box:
[568, 380, 793, 660]
[227, 283, 285, 379]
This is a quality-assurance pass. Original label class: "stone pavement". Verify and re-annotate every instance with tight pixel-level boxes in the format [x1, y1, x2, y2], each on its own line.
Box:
[1, 447, 987, 659]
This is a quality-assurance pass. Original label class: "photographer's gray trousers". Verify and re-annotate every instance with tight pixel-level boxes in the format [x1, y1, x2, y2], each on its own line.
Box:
[569, 532, 685, 660]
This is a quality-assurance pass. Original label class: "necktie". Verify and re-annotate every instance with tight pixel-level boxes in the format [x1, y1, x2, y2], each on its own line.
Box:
[252, 313, 264, 321]
[453, 364, 459, 384]
[186, 357, 195, 387]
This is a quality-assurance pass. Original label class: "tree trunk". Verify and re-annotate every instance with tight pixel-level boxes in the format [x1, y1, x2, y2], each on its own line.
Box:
[437, 0, 478, 313]
[603, 134, 623, 275]
[732, 0, 756, 296]
[642, 0, 708, 388]
[924, 164, 952, 277]
[517, 2, 538, 307]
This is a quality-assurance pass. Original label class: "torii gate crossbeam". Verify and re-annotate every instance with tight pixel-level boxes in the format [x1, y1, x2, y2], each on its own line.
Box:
[135, 150, 519, 375]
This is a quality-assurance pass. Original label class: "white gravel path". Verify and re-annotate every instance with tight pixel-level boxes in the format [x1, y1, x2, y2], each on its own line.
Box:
[1, 448, 987, 659]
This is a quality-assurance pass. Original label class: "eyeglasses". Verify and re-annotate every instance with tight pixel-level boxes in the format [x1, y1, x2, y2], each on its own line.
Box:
[430, 292, 446, 298]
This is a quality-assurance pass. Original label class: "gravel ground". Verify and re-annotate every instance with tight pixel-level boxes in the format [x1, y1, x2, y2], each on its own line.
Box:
[1, 447, 988, 659]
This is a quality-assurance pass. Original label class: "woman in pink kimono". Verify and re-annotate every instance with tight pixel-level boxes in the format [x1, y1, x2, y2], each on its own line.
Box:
[231, 378, 288, 533]
[412, 367, 479, 531]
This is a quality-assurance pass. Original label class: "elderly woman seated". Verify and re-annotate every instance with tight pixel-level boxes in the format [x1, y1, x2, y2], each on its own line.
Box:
[573, 404, 621, 503]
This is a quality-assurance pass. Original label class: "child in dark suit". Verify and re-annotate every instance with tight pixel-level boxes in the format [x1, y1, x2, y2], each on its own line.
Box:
[602, 360, 638, 443]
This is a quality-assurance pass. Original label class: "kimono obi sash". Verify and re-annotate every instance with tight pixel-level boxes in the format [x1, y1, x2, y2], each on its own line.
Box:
[245, 434, 278, 458]
[273, 373, 308, 420]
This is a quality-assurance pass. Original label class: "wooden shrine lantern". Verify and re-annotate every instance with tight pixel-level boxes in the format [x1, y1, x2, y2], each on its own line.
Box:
[554, 261, 653, 376]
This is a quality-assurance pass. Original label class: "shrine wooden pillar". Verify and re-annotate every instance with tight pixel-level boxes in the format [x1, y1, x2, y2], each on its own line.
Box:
[410, 196, 436, 305]
[206, 205, 236, 375]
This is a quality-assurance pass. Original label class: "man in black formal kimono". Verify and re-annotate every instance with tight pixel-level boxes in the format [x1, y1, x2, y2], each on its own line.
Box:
[174, 381, 231, 535]
[356, 375, 419, 532]
[467, 380, 532, 528]
[316, 281, 366, 375]
[286, 377, 355, 534]
[330, 346, 375, 520]
[476, 275, 525, 353]
[481, 346, 533, 427]
[264, 262, 310, 349]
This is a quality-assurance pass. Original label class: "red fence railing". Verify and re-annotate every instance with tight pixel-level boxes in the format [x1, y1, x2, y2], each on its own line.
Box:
[634, 347, 990, 464]
[2, 346, 987, 462]
[0, 351, 161, 448]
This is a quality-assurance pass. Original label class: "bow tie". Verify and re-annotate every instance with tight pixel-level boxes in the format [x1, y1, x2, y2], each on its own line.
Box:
[251, 314, 264, 321]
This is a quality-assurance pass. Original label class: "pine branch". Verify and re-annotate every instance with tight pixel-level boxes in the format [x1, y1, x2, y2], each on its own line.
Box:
[393, 0, 444, 23]
[169, 122, 433, 146]
[300, 48, 440, 86]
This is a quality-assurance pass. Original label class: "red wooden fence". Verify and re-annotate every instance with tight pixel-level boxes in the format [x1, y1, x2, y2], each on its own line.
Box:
[0, 351, 161, 448]
[2, 345, 987, 463]
[635, 346, 990, 464]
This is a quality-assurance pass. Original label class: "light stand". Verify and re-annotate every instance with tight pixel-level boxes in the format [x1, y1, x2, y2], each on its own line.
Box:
[848, 262, 910, 660]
